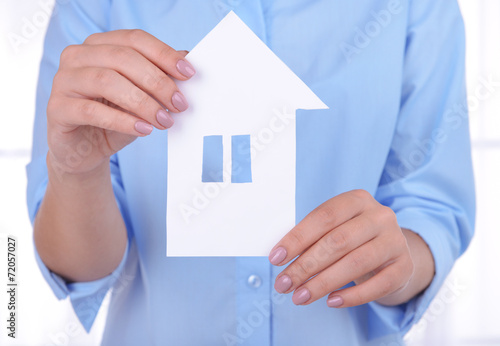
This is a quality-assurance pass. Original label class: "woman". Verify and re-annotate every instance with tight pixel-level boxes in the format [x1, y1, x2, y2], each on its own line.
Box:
[27, 0, 475, 345]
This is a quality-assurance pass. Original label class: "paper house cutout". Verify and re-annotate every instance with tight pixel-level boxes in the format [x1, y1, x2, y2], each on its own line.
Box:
[166, 11, 328, 256]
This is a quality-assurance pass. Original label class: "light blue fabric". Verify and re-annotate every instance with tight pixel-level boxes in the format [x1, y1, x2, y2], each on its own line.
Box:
[202, 135, 224, 182]
[231, 135, 252, 183]
[27, 0, 475, 345]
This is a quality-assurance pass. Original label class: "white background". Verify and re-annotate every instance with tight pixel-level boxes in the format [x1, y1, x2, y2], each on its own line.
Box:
[0, 1, 499, 345]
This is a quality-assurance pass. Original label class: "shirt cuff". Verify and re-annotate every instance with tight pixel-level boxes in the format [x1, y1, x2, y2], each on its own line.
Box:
[33, 236, 130, 332]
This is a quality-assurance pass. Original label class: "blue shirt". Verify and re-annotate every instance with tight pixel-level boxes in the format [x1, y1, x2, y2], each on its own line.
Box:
[27, 1, 475, 345]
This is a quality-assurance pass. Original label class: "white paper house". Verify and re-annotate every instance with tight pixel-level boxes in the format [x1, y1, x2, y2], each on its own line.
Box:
[167, 11, 328, 256]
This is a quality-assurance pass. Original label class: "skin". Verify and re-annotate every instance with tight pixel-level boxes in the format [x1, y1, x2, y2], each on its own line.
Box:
[34, 30, 194, 282]
[36, 29, 435, 308]
[269, 190, 436, 307]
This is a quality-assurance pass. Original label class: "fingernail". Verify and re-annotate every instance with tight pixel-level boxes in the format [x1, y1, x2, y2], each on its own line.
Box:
[327, 295, 344, 308]
[172, 92, 189, 112]
[156, 109, 174, 128]
[269, 246, 287, 265]
[176, 59, 196, 78]
[275, 275, 292, 293]
[292, 288, 311, 305]
[135, 121, 153, 135]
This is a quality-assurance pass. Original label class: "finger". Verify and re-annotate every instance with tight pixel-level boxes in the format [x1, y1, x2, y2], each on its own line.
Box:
[326, 260, 412, 308]
[274, 212, 380, 294]
[53, 97, 153, 137]
[60, 44, 188, 113]
[269, 190, 373, 266]
[59, 67, 174, 130]
[83, 30, 196, 80]
[290, 237, 393, 305]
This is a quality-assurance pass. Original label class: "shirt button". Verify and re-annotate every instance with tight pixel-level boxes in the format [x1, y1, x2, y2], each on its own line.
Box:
[247, 275, 262, 288]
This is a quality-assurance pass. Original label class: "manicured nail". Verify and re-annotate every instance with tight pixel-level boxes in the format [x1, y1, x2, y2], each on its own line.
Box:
[172, 92, 189, 112]
[134, 121, 153, 135]
[176, 59, 196, 78]
[269, 246, 287, 265]
[327, 295, 344, 308]
[156, 109, 174, 128]
[292, 288, 311, 305]
[275, 275, 292, 293]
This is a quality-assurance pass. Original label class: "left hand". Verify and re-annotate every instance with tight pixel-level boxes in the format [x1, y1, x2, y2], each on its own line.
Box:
[268, 189, 415, 308]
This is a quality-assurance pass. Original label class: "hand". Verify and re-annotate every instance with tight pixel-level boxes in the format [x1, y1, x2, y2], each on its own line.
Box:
[269, 189, 419, 308]
[47, 29, 196, 176]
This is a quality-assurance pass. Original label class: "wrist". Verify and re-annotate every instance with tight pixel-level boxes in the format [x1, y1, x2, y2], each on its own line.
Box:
[47, 151, 111, 189]
[376, 228, 435, 306]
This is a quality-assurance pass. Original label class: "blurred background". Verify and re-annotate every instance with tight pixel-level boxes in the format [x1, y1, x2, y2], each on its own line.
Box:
[0, 1, 499, 345]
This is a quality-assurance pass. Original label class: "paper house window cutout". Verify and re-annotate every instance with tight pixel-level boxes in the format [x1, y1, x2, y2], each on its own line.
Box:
[201, 134, 252, 183]
[201, 135, 223, 182]
[231, 135, 252, 183]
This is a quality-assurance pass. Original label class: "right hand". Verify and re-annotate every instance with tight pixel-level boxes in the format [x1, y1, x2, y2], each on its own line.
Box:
[47, 29, 196, 176]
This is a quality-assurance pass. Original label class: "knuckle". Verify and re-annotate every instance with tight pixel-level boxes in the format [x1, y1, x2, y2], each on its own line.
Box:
[288, 230, 306, 247]
[377, 206, 397, 225]
[293, 262, 308, 278]
[79, 101, 98, 118]
[83, 32, 101, 44]
[51, 70, 65, 89]
[60, 45, 79, 64]
[134, 92, 152, 110]
[98, 116, 113, 131]
[92, 68, 114, 87]
[313, 205, 335, 224]
[316, 276, 331, 293]
[326, 231, 348, 252]
[157, 46, 175, 62]
[294, 257, 316, 278]
[47, 96, 62, 118]
[146, 74, 173, 91]
[351, 189, 372, 202]
[109, 46, 134, 62]
[126, 29, 146, 44]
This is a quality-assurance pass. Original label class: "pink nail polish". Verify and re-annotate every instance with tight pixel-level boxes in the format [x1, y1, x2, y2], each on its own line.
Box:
[327, 295, 343, 308]
[156, 109, 174, 128]
[275, 275, 292, 293]
[135, 121, 153, 135]
[176, 59, 196, 78]
[292, 288, 311, 305]
[269, 247, 287, 265]
[172, 92, 189, 112]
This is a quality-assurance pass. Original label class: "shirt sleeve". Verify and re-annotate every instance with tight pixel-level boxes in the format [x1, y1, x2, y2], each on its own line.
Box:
[366, 0, 475, 339]
[25, 0, 133, 333]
